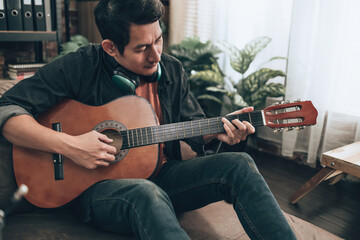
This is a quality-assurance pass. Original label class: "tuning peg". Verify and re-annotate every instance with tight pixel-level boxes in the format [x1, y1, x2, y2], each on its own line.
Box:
[273, 128, 284, 133]
[295, 126, 306, 131]
[284, 127, 294, 132]
[281, 100, 290, 104]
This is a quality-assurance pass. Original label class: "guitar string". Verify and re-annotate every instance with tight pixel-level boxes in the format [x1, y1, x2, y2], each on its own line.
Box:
[121, 118, 265, 142]
[121, 112, 265, 149]
[121, 112, 265, 148]
[121, 123, 266, 149]
[121, 116, 264, 139]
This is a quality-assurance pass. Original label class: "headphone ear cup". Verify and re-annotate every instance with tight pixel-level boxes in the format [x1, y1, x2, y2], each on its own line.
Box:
[112, 65, 140, 93]
[156, 63, 162, 81]
[111, 75, 137, 93]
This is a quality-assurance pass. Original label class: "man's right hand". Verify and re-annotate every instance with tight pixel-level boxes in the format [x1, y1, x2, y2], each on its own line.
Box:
[63, 130, 117, 169]
[2, 114, 117, 170]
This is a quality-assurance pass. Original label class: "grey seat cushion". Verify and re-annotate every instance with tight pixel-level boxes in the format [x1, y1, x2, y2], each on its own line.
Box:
[0, 80, 31, 211]
[0, 138, 17, 209]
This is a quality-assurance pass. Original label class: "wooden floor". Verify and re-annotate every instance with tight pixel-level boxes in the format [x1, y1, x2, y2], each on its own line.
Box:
[247, 148, 360, 240]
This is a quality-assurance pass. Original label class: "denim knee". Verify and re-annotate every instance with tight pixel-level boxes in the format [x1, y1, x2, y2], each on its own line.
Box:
[219, 152, 260, 175]
[88, 179, 174, 232]
[129, 179, 170, 203]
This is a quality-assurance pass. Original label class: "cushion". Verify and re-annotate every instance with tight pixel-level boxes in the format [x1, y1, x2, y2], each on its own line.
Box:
[0, 80, 19, 96]
[3, 201, 342, 240]
[0, 80, 31, 211]
[0, 81, 17, 209]
[0, 138, 17, 209]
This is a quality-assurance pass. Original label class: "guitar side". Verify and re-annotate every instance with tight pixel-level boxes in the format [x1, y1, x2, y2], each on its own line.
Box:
[12, 96, 161, 208]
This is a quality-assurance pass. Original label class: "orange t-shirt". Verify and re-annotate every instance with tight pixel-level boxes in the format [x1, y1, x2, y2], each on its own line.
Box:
[135, 81, 167, 164]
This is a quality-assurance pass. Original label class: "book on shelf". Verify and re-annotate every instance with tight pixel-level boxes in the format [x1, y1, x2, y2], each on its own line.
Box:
[7, 71, 35, 80]
[8, 67, 40, 73]
[8, 63, 46, 69]
[6, 62, 45, 80]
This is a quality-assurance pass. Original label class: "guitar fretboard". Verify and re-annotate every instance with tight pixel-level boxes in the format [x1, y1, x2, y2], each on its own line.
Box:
[120, 111, 264, 149]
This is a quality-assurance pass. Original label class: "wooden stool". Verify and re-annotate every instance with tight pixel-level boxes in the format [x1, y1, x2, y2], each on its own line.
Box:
[289, 141, 360, 204]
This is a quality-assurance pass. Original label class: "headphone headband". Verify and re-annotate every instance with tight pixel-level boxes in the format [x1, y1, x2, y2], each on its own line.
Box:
[112, 64, 162, 94]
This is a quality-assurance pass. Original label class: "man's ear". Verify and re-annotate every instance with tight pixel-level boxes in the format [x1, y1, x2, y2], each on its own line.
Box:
[102, 39, 117, 57]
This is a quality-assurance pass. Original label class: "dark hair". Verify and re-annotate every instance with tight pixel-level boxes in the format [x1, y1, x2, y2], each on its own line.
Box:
[94, 0, 165, 54]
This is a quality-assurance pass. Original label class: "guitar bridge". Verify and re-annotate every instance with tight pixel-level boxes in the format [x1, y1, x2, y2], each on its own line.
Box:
[52, 122, 64, 180]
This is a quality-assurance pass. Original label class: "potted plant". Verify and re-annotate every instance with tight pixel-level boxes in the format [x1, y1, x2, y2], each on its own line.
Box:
[169, 36, 286, 152]
[51, 35, 89, 62]
[168, 36, 226, 117]
[225, 36, 286, 110]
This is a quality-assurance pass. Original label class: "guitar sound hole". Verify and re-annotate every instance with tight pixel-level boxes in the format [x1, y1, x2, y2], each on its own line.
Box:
[101, 129, 123, 154]
[93, 120, 129, 164]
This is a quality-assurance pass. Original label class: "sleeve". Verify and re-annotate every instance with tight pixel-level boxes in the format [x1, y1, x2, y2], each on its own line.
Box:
[0, 105, 31, 138]
[0, 51, 93, 115]
[0, 47, 94, 134]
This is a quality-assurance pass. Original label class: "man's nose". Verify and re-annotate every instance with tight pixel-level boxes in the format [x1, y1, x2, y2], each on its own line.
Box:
[148, 45, 162, 62]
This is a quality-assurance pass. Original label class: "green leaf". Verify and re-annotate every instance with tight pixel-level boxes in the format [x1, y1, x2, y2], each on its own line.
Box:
[169, 36, 222, 76]
[197, 94, 224, 105]
[70, 34, 89, 47]
[249, 83, 285, 109]
[268, 56, 287, 61]
[246, 68, 286, 87]
[189, 64, 225, 85]
[60, 42, 80, 54]
[232, 93, 249, 108]
[169, 36, 221, 59]
[228, 36, 271, 74]
[258, 83, 285, 97]
[236, 69, 285, 109]
[206, 86, 229, 94]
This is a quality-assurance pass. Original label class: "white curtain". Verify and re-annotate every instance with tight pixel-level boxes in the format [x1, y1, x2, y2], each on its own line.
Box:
[169, 0, 292, 79]
[282, 0, 360, 166]
[169, 0, 360, 166]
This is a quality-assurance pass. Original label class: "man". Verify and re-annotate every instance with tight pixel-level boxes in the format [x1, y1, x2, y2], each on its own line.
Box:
[0, 0, 296, 239]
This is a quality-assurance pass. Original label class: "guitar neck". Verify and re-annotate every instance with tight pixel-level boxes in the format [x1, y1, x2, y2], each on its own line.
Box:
[120, 110, 265, 149]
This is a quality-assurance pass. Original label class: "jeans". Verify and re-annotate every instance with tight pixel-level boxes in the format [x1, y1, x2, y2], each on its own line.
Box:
[73, 152, 296, 240]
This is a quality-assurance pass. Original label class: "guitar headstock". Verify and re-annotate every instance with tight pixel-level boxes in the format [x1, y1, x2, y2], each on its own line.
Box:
[263, 100, 318, 132]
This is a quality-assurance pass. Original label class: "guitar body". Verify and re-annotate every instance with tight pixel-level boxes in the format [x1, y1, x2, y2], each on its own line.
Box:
[13, 96, 160, 208]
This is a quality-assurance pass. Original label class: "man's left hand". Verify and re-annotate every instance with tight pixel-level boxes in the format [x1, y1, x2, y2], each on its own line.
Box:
[216, 107, 256, 145]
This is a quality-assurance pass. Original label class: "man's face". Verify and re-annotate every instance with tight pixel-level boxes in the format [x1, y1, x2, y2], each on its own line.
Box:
[114, 20, 163, 76]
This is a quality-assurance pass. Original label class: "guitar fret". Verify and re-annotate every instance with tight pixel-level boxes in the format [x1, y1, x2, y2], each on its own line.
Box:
[131, 129, 135, 147]
[190, 121, 193, 136]
[151, 127, 154, 144]
[207, 119, 211, 134]
[139, 128, 142, 146]
[198, 120, 201, 135]
[163, 125, 166, 142]
[136, 129, 139, 146]
[183, 122, 186, 138]
[218, 117, 221, 132]
[145, 127, 149, 145]
[126, 131, 130, 147]
[135, 129, 139, 146]
[176, 124, 179, 139]
[248, 112, 252, 124]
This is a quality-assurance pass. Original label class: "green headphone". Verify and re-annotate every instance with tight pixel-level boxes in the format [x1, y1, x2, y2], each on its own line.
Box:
[112, 64, 162, 94]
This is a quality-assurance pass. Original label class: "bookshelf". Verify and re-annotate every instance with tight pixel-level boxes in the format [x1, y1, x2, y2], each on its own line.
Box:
[0, 0, 63, 63]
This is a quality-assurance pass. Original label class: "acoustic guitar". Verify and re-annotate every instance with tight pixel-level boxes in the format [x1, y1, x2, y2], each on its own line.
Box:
[12, 96, 318, 208]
